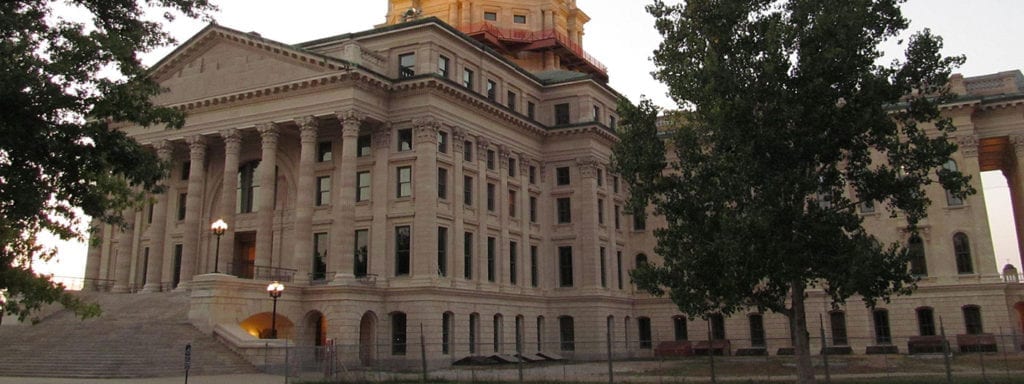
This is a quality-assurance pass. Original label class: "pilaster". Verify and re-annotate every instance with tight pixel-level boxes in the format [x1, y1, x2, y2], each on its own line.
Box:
[217, 128, 242, 275]
[412, 117, 440, 278]
[291, 116, 318, 284]
[332, 110, 362, 282]
[575, 156, 600, 289]
[142, 140, 174, 292]
[369, 123, 392, 278]
[180, 135, 207, 288]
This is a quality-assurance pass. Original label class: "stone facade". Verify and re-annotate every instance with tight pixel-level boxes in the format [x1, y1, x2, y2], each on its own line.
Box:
[84, 0, 1024, 369]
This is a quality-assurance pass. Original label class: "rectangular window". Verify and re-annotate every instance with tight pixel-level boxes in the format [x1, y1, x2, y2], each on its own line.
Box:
[527, 101, 535, 120]
[147, 203, 154, 224]
[513, 14, 526, 24]
[917, 308, 936, 336]
[674, 317, 688, 341]
[749, 314, 766, 347]
[610, 115, 617, 129]
[530, 245, 538, 287]
[438, 168, 448, 200]
[177, 193, 187, 221]
[316, 176, 331, 206]
[638, 317, 652, 349]
[442, 312, 452, 355]
[313, 232, 329, 281]
[508, 158, 517, 177]
[873, 310, 892, 344]
[487, 236, 496, 282]
[172, 244, 183, 287]
[484, 11, 497, 21]
[438, 55, 450, 78]
[397, 128, 412, 151]
[528, 165, 537, 184]
[357, 171, 371, 202]
[317, 141, 333, 162]
[593, 105, 601, 122]
[487, 183, 496, 211]
[437, 227, 448, 277]
[469, 314, 479, 354]
[529, 196, 537, 223]
[963, 306, 984, 335]
[397, 166, 412, 198]
[616, 251, 623, 289]
[463, 68, 474, 89]
[464, 232, 474, 279]
[556, 167, 570, 185]
[486, 80, 496, 100]
[395, 226, 411, 276]
[463, 175, 474, 206]
[554, 103, 570, 125]
[487, 150, 496, 170]
[181, 161, 190, 180]
[633, 209, 646, 231]
[358, 134, 372, 157]
[558, 246, 573, 287]
[463, 140, 473, 162]
[508, 190, 517, 217]
[599, 247, 607, 288]
[711, 314, 726, 340]
[614, 205, 621, 229]
[559, 316, 575, 351]
[598, 199, 605, 225]
[507, 90, 517, 111]
[556, 197, 571, 223]
[509, 241, 518, 285]
[830, 311, 848, 345]
[354, 229, 368, 277]
[597, 169, 604, 186]
[398, 53, 415, 78]
[613, 176, 619, 193]
[437, 131, 448, 153]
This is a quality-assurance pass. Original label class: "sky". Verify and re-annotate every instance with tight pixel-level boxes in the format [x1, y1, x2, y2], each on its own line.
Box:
[34, 0, 1024, 286]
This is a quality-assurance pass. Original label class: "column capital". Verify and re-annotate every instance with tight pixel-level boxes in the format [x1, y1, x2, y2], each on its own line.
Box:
[576, 156, 600, 179]
[154, 139, 174, 160]
[519, 153, 532, 174]
[1011, 134, 1024, 154]
[498, 144, 511, 168]
[957, 134, 979, 158]
[257, 123, 280, 144]
[295, 116, 319, 142]
[475, 135, 491, 152]
[413, 117, 440, 144]
[452, 127, 467, 142]
[220, 128, 242, 146]
[336, 110, 364, 126]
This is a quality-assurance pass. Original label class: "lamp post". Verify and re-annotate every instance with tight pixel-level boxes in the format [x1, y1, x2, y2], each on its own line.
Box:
[210, 219, 227, 273]
[267, 281, 284, 339]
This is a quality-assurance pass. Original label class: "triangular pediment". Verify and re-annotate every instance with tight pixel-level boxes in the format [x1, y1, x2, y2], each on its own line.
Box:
[150, 24, 351, 106]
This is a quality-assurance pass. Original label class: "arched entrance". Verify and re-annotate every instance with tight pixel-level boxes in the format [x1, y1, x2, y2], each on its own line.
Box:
[358, 311, 377, 367]
[239, 312, 294, 339]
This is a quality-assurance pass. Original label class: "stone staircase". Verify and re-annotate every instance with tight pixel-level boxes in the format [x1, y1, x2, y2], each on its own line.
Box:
[0, 291, 258, 378]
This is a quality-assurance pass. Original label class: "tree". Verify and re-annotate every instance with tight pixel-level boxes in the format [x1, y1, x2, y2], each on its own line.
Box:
[613, 1, 970, 382]
[0, 0, 216, 323]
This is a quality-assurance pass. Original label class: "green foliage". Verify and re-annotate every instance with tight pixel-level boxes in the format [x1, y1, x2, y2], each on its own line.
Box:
[0, 0, 216, 322]
[614, 0, 969, 382]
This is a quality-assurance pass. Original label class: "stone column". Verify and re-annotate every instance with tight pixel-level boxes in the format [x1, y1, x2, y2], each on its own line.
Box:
[255, 123, 279, 271]
[83, 218, 104, 291]
[518, 153, 532, 288]
[291, 116, 318, 284]
[331, 111, 363, 282]
[369, 124, 391, 278]
[451, 129, 467, 281]
[498, 145, 511, 286]
[111, 209, 137, 293]
[954, 134, 997, 277]
[179, 135, 207, 287]
[217, 128, 242, 274]
[412, 118, 440, 278]
[142, 140, 174, 292]
[575, 157, 600, 289]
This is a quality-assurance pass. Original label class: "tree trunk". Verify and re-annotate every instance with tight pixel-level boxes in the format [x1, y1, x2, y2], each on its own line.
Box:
[791, 280, 817, 384]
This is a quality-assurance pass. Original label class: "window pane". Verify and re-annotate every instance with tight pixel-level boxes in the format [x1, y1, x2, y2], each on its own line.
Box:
[395, 226, 411, 276]
[558, 246, 573, 287]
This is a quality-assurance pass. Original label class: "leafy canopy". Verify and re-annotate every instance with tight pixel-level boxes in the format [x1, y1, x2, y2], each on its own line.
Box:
[614, 0, 970, 319]
[0, 0, 215, 322]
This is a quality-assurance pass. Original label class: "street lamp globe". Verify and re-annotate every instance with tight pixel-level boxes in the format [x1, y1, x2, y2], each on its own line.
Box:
[266, 281, 285, 339]
[210, 219, 228, 273]
[267, 281, 285, 298]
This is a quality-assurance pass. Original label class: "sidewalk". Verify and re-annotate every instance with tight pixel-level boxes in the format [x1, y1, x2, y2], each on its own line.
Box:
[0, 374, 284, 384]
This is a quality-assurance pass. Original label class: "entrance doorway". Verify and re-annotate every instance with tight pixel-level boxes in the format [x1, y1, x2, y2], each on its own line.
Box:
[234, 232, 256, 278]
[358, 312, 377, 367]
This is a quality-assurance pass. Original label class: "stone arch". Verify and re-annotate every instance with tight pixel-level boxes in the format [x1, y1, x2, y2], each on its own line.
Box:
[239, 311, 294, 339]
[358, 311, 378, 367]
[300, 310, 327, 347]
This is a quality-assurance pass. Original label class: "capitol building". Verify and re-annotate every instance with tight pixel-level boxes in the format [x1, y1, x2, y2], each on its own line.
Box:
[83, 0, 1024, 367]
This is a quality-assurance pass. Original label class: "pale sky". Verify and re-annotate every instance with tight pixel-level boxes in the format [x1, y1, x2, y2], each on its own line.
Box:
[35, 0, 1024, 286]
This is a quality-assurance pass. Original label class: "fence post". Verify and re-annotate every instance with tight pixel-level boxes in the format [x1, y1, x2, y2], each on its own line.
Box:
[819, 314, 831, 384]
[940, 316, 952, 384]
[284, 338, 289, 384]
[607, 323, 614, 384]
[707, 319, 716, 384]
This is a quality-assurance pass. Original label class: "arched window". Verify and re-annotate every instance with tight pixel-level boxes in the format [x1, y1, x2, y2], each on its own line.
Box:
[637, 317, 652, 349]
[493, 314, 504, 353]
[442, 312, 454, 355]
[963, 305, 983, 335]
[635, 253, 648, 267]
[390, 312, 407, 355]
[916, 307, 936, 336]
[908, 235, 927, 276]
[942, 160, 964, 206]
[749, 314, 766, 347]
[829, 311, 848, 345]
[872, 309, 891, 344]
[469, 313, 479, 354]
[954, 233, 973, 274]
[558, 316, 575, 351]
[673, 316, 688, 341]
